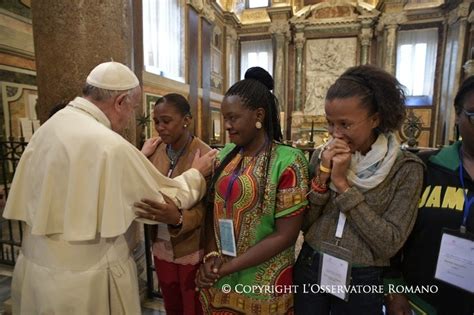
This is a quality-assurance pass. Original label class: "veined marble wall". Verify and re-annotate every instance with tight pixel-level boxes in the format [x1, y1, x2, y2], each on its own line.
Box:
[303, 37, 357, 116]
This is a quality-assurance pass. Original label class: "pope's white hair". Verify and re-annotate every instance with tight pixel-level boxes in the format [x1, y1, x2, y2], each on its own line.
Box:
[82, 83, 136, 102]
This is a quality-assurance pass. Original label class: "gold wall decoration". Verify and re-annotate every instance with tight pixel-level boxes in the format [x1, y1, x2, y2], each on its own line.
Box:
[240, 9, 271, 24]
[292, 0, 378, 25]
[311, 5, 356, 19]
[404, 0, 444, 11]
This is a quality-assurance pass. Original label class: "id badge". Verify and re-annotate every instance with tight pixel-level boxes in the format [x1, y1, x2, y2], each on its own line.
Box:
[434, 228, 474, 293]
[319, 241, 352, 301]
[219, 219, 237, 257]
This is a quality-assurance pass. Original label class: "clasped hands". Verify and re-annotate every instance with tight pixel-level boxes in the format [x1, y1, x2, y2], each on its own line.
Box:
[319, 138, 352, 193]
[195, 254, 232, 289]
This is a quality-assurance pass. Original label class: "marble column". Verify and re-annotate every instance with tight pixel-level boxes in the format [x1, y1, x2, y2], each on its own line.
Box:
[379, 13, 405, 74]
[359, 22, 373, 65]
[444, 2, 471, 143]
[31, 1, 138, 133]
[225, 27, 238, 89]
[294, 32, 305, 112]
[31, 0, 146, 298]
[383, 24, 398, 74]
[269, 21, 290, 131]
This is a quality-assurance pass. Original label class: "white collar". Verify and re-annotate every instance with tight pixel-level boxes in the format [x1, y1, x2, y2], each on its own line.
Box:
[68, 97, 112, 129]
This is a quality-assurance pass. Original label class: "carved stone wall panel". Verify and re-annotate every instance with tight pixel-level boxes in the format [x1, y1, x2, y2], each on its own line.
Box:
[311, 6, 357, 19]
[240, 9, 270, 24]
[304, 25, 360, 37]
[303, 37, 358, 115]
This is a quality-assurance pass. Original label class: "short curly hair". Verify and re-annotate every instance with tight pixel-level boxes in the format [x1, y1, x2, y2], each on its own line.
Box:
[326, 65, 407, 133]
[454, 75, 474, 115]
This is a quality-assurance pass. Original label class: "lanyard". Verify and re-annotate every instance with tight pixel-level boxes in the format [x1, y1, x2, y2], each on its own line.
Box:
[458, 149, 473, 234]
[223, 156, 245, 218]
[335, 212, 347, 242]
[166, 136, 192, 178]
[222, 140, 269, 218]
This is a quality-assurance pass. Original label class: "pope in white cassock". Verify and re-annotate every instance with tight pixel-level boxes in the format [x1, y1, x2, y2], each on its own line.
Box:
[3, 61, 217, 314]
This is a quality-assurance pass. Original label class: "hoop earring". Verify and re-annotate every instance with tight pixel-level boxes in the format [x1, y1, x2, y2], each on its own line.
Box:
[255, 121, 262, 129]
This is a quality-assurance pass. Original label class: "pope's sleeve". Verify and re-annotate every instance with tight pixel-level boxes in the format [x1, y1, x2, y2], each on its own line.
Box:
[98, 142, 206, 237]
[118, 142, 206, 209]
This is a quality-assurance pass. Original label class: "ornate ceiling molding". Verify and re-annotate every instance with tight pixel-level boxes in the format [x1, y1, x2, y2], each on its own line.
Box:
[378, 12, 407, 26]
[290, 0, 379, 28]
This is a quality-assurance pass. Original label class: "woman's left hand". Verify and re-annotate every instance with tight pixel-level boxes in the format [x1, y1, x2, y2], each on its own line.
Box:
[331, 152, 351, 192]
[134, 194, 181, 225]
[196, 256, 224, 288]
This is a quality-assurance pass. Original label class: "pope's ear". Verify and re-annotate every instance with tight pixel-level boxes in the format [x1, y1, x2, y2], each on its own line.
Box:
[114, 93, 128, 110]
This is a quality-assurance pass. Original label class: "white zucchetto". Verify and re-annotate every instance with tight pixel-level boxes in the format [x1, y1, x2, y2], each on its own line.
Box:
[86, 61, 139, 91]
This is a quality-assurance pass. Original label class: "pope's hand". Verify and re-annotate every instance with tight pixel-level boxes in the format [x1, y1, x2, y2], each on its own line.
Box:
[134, 194, 181, 225]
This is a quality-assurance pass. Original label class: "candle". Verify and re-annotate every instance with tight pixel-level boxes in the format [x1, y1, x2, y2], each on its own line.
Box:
[212, 120, 216, 141]
[310, 120, 314, 142]
[19, 120, 23, 139]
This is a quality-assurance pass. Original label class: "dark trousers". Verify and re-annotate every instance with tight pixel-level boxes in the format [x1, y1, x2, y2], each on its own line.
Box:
[294, 242, 384, 315]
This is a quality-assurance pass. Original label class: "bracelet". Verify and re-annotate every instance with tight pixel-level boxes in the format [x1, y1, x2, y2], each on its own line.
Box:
[311, 176, 328, 193]
[314, 174, 328, 189]
[203, 251, 221, 263]
[169, 211, 183, 228]
[319, 163, 331, 173]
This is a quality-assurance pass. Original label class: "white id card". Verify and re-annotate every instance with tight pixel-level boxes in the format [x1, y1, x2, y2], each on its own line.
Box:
[434, 230, 474, 293]
[319, 252, 350, 300]
[219, 219, 237, 257]
[319, 241, 352, 301]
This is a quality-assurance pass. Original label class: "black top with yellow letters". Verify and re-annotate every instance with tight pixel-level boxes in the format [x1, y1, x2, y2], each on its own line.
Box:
[396, 142, 474, 314]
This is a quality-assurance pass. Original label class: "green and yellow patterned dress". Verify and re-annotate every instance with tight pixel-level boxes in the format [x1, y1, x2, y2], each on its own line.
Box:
[200, 142, 308, 314]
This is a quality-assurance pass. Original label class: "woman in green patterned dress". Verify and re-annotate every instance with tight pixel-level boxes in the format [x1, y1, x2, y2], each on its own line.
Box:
[195, 67, 309, 314]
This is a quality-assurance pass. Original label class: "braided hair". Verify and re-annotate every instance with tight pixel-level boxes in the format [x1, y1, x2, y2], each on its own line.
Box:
[207, 67, 282, 210]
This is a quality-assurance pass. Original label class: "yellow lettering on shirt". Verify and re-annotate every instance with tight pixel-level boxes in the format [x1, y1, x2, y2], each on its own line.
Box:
[419, 185, 431, 208]
[441, 186, 464, 211]
[425, 186, 441, 208]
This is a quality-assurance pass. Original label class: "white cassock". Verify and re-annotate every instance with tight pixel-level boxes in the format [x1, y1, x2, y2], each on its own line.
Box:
[3, 96, 206, 314]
